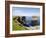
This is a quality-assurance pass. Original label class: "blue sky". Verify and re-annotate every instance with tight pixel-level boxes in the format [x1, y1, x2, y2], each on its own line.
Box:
[12, 7, 40, 16]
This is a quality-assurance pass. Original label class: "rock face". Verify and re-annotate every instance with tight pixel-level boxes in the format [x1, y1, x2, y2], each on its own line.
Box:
[31, 16, 39, 26]
[17, 16, 26, 24]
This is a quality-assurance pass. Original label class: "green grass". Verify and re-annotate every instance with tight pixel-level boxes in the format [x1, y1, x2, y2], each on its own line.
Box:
[12, 18, 29, 31]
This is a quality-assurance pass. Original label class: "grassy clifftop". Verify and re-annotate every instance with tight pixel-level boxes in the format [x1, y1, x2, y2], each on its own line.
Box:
[12, 16, 29, 31]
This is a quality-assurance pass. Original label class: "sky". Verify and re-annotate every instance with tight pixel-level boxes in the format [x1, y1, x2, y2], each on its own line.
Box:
[12, 7, 40, 16]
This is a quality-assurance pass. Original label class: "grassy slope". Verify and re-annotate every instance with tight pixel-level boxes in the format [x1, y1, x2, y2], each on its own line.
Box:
[12, 19, 29, 31]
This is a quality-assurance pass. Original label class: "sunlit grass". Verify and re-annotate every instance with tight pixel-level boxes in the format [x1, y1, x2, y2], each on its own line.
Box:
[12, 19, 29, 31]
